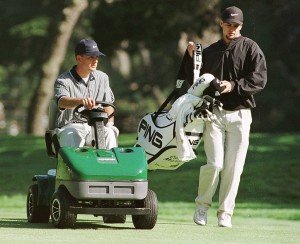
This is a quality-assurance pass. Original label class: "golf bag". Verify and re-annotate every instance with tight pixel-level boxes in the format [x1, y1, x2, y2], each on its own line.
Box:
[136, 44, 223, 170]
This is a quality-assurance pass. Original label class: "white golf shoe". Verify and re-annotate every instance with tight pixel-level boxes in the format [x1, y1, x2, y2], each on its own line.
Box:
[193, 207, 207, 226]
[217, 212, 232, 228]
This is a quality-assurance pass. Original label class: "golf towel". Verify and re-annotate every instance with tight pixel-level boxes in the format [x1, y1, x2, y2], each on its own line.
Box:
[168, 93, 201, 161]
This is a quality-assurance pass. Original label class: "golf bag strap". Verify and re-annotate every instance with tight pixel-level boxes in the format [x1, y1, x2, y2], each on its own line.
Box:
[153, 43, 202, 121]
[153, 88, 179, 120]
[174, 43, 202, 100]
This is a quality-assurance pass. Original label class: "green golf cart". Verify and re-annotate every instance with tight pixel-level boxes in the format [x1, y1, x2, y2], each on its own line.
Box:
[26, 101, 158, 229]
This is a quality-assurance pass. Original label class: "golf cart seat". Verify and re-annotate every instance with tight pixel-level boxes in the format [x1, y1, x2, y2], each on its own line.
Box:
[45, 130, 60, 158]
[45, 99, 60, 158]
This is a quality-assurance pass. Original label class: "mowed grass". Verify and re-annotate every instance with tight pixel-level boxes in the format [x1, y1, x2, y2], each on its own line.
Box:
[1, 207, 299, 243]
[0, 133, 300, 243]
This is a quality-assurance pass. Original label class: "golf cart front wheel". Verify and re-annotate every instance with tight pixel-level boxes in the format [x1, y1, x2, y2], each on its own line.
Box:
[50, 189, 77, 228]
[132, 189, 158, 229]
[27, 184, 50, 223]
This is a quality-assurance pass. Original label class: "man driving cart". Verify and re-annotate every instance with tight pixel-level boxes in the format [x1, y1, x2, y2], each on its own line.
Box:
[53, 39, 118, 149]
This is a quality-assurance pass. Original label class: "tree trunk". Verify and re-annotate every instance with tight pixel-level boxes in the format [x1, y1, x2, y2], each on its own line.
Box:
[27, 0, 88, 135]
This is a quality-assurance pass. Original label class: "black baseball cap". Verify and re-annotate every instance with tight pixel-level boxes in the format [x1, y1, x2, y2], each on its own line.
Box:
[75, 39, 105, 57]
[221, 6, 243, 25]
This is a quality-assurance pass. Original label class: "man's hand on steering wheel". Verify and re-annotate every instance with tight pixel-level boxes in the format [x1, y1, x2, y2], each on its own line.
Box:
[82, 97, 96, 110]
[73, 101, 116, 123]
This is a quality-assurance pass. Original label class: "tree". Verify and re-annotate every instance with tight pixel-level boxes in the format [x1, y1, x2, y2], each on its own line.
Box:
[27, 0, 88, 135]
[1, 0, 299, 133]
[92, 0, 221, 131]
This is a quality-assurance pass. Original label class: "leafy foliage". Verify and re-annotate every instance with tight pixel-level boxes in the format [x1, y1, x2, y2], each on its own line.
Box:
[0, 0, 299, 133]
[92, 0, 219, 94]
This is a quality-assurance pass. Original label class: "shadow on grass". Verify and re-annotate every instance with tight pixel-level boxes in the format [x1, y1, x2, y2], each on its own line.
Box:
[0, 218, 134, 230]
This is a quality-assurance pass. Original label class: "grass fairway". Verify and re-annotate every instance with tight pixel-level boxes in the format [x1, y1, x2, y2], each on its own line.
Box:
[0, 133, 300, 243]
[1, 207, 299, 243]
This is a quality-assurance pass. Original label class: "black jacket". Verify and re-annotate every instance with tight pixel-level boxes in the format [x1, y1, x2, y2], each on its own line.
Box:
[180, 36, 267, 110]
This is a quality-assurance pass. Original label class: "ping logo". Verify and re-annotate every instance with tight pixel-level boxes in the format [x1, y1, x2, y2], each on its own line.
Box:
[139, 119, 163, 148]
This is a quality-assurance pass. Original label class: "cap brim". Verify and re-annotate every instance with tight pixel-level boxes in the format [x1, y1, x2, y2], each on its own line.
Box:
[223, 19, 243, 25]
[86, 50, 106, 57]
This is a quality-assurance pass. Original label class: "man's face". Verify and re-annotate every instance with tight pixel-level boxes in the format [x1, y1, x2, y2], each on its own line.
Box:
[77, 55, 99, 71]
[220, 21, 242, 42]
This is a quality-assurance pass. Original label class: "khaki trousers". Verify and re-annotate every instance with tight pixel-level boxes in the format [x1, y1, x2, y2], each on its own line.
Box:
[195, 108, 252, 215]
[56, 123, 117, 149]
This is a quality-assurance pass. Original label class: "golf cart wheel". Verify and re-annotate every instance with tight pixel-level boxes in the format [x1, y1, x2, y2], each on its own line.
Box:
[26, 184, 50, 223]
[103, 215, 126, 224]
[50, 188, 77, 228]
[132, 189, 158, 229]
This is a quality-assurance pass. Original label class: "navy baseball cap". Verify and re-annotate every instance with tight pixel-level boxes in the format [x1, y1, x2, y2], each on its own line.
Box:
[75, 39, 105, 57]
[221, 6, 243, 25]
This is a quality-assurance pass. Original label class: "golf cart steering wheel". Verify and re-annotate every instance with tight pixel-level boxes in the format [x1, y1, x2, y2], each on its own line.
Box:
[73, 101, 116, 123]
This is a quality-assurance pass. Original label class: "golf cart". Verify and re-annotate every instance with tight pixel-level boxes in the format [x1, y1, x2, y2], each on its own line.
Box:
[26, 101, 158, 229]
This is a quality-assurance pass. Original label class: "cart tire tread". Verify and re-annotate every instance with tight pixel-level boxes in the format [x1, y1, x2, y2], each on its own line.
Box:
[132, 189, 158, 229]
[50, 188, 77, 228]
[27, 184, 50, 223]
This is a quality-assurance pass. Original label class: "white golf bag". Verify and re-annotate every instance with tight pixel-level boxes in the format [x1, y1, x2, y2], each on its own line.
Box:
[136, 109, 203, 170]
[136, 73, 221, 170]
[136, 43, 223, 170]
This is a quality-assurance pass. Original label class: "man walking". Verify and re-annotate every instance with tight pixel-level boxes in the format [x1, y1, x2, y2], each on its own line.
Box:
[187, 6, 267, 227]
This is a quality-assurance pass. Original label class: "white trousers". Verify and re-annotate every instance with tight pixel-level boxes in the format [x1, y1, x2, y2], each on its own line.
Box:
[195, 108, 252, 215]
[56, 123, 117, 149]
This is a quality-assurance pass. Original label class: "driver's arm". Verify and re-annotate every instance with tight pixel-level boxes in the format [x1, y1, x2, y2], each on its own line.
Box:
[104, 106, 115, 123]
[58, 97, 95, 110]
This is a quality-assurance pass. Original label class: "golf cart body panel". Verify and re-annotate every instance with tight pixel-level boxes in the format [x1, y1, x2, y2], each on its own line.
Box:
[56, 180, 148, 200]
[56, 147, 148, 181]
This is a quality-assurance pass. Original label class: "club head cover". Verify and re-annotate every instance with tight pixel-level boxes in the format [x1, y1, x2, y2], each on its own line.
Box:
[187, 73, 215, 97]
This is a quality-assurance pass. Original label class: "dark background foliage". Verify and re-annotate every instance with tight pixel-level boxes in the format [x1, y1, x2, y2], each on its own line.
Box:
[0, 0, 299, 134]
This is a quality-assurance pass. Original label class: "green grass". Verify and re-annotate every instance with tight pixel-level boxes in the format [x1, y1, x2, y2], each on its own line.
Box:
[0, 205, 299, 243]
[0, 133, 300, 243]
